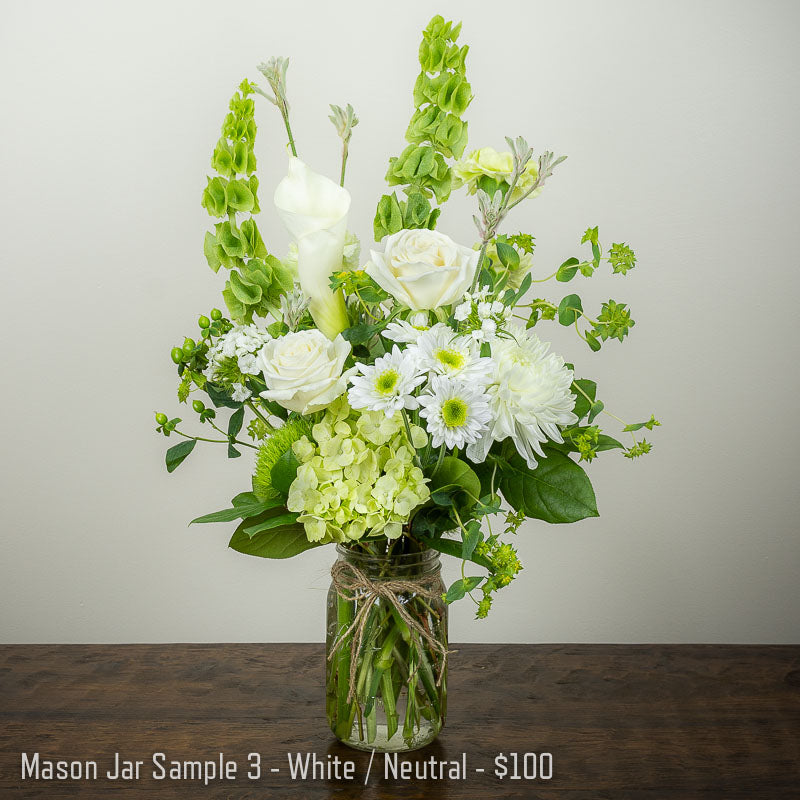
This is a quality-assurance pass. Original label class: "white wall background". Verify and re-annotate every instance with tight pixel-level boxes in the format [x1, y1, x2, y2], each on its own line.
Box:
[1, 0, 799, 644]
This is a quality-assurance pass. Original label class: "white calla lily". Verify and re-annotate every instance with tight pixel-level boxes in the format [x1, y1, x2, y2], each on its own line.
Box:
[274, 157, 351, 338]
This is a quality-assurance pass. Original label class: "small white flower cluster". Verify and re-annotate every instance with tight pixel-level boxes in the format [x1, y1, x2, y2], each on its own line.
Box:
[453, 288, 513, 343]
[203, 324, 273, 401]
[347, 319, 578, 466]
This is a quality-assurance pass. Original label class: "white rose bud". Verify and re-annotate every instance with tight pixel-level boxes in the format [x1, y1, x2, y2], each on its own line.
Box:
[366, 229, 479, 311]
[257, 330, 353, 415]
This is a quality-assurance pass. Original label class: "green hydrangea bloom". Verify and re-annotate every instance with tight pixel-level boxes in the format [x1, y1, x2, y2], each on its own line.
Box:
[286, 398, 429, 544]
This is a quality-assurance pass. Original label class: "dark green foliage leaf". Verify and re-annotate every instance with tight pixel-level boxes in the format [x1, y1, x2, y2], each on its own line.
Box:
[270, 449, 300, 496]
[227, 442, 241, 459]
[227, 406, 245, 439]
[571, 379, 597, 420]
[558, 294, 583, 326]
[228, 518, 321, 559]
[241, 511, 300, 537]
[495, 241, 520, 271]
[585, 330, 602, 351]
[428, 457, 481, 505]
[342, 323, 383, 345]
[206, 383, 241, 409]
[461, 519, 482, 560]
[165, 439, 196, 473]
[190, 496, 282, 525]
[556, 257, 580, 282]
[497, 450, 599, 524]
[445, 575, 482, 603]
[588, 401, 604, 423]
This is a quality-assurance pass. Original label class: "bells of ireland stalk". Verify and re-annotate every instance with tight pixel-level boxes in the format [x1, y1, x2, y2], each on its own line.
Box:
[274, 158, 351, 339]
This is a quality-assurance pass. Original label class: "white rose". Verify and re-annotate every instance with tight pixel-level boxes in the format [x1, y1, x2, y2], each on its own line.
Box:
[274, 158, 351, 339]
[257, 330, 353, 415]
[366, 229, 479, 311]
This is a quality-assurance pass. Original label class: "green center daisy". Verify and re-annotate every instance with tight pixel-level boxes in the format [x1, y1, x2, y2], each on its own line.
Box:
[375, 368, 400, 395]
[434, 348, 465, 371]
[441, 397, 468, 428]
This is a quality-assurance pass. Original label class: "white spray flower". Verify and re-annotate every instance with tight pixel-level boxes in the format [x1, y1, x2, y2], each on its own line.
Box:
[348, 346, 426, 417]
[418, 376, 491, 450]
[413, 323, 492, 383]
[383, 311, 430, 344]
[466, 327, 578, 468]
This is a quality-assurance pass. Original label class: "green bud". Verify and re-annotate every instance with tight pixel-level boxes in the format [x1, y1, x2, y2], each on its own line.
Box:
[170, 347, 184, 364]
[192, 400, 205, 414]
[182, 338, 195, 354]
[198, 315, 210, 329]
[210, 308, 222, 320]
[155, 412, 168, 425]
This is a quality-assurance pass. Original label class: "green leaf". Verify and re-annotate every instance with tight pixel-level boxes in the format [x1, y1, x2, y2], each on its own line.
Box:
[497, 449, 599, 524]
[445, 575, 482, 603]
[428, 457, 481, 505]
[558, 294, 583, 326]
[571, 379, 597, 420]
[588, 401, 604, 424]
[228, 519, 321, 559]
[228, 406, 245, 439]
[190, 497, 282, 525]
[227, 442, 241, 459]
[556, 257, 580, 283]
[495, 241, 520, 271]
[242, 511, 300, 537]
[341, 323, 383, 345]
[165, 439, 196, 473]
[271, 448, 299, 495]
[461, 519, 482, 560]
[206, 383, 241, 409]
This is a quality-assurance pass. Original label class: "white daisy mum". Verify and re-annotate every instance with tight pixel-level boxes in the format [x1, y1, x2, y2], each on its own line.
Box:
[466, 327, 578, 468]
[418, 376, 491, 450]
[383, 311, 430, 344]
[348, 346, 426, 417]
[413, 323, 492, 383]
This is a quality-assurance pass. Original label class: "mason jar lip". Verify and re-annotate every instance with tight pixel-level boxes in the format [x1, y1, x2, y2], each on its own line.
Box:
[335, 543, 439, 564]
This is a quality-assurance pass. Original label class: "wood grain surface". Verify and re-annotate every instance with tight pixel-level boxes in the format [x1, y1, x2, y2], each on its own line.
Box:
[1, 643, 799, 799]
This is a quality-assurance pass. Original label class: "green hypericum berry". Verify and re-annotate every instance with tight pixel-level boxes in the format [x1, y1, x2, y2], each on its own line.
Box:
[155, 412, 168, 425]
[198, 315, 210, 328]
[182, 338, 195, 354]
[192, 400, 205, 413]
[170, 347, 184, 364]
[210, 308, 222, 321]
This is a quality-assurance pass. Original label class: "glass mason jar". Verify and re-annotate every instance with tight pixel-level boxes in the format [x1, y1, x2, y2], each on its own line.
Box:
[326, 544, 448, 752]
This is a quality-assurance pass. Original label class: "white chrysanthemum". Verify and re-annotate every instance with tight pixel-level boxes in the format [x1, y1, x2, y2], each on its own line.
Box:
[348, 346, 426, 417]
[466, 328, 578, 469]
[418, 376, 491, 450]
[384, 311, 430, 344]
[412, 323, 492, 383]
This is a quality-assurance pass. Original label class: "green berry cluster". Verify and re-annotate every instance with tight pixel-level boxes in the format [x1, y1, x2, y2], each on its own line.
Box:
[374, 15, 472, 240]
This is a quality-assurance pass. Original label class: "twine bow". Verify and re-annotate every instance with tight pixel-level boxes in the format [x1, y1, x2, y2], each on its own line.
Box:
[327, 559, 449, 704]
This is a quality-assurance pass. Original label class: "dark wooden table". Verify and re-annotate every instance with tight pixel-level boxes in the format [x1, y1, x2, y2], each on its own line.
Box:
[1, 644, 798, 798]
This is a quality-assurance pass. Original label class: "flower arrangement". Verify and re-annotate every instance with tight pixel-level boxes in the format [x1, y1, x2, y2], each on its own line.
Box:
[154, 14, 659, 750]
